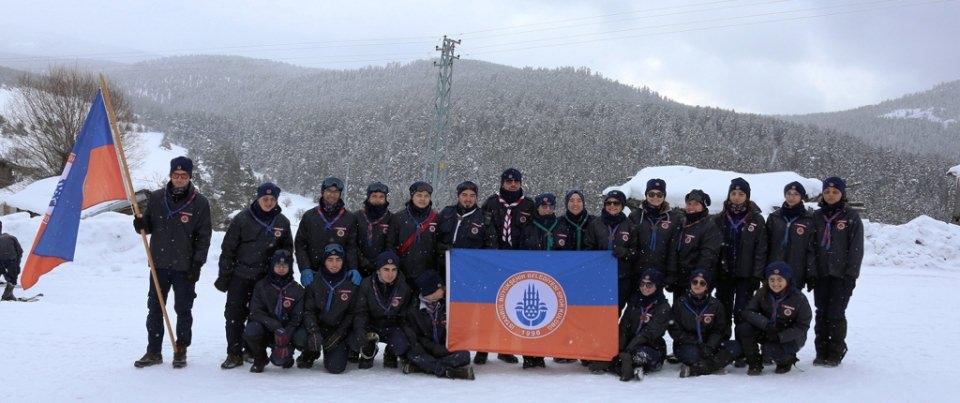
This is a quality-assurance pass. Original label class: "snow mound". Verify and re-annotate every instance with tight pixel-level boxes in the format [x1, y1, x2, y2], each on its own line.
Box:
[605, 165, 822, 215]
[881, 107, 957, 128]
[864, 215, 960, 270]
[949, 164, 960, 178]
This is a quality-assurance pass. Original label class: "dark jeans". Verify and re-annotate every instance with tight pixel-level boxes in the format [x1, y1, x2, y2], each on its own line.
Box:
[735, 324, 801, 364]
[293, 328, 349, 374]
[351, 326, 410, 358]
[224, 276, 259, 355]
[0, 260, 19, 284]
[146, 269, 196, 354]
[716, 277, 759, 332]
[408, 350, 471, 376]
[675, 341, 741, 367]
[814, 276, 856, 358]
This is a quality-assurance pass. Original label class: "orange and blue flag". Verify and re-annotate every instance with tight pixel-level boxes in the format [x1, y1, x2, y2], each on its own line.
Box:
[20, 89, 127, 289]
[446, 249, 619, 361]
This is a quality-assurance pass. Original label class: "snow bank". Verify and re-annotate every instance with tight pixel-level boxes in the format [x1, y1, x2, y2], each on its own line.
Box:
[0, 131, 186, 215]
[864, 215, 960, 270]
[949, 164, 960, 178]
[605, 165, 822, 215]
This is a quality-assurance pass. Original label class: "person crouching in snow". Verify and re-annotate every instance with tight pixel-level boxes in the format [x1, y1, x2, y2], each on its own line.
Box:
[294, 243, 357, 373]
[737, 261, 812, 375]
[614, 268, 672, 381]
[401, 271, 475, 380]
[669, 269, 740, 378]
[352, 251, 413, 370]
[244, 250, 305, 373]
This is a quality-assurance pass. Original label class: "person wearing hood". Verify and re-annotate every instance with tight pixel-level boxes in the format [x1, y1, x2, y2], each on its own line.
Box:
[479, 168, 533, 365]
[215, 182, 293, 369]
[668, 269, 740, 378]
[666, 189, 720, 304]
[244, 250, 306, 373]
[0, 219, 24, 301]
[811, 177, 863, 367]
[766, 182, 817, 290]
[401, 272, 476, 380]
[614, 268, 673, 381]
[555, 189, 595, 251]
[737, 261, 813, 375]
[133, 156, 212, 369]
[482, 168, 536, 251]
[629, 179, 680, 275]
[355, 182, 392, 278]
[516, 193, 563, 369]
[295, 176, 361, 289]
[352, 251, 414, 370]
[713, 178, 768, 341]
[387, 181, 441, 292]
[293, 243, 358, 373]
[585, 190, 639, 310]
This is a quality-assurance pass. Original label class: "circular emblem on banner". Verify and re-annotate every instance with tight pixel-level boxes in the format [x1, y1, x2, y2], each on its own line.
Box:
[180, 215, 189, 223]
[471, 227, 479, 235]
[496, 271, 567, 339]
[337, 229, 346, 237]
[702, 315, 713, 324]
[661, 222, 670, 230]
[282, 299, 292, 308]
[784, 308, 794, 317]
[796, 226, 805, 236]
[837, 222, 847, 231]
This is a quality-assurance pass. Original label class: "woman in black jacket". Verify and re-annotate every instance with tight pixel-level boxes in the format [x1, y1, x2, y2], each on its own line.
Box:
[615, 268, 672, 381]
[766, 182, 816, 290]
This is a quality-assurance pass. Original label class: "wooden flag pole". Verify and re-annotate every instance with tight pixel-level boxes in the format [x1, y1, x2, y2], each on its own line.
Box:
[99, 75, 178, 352]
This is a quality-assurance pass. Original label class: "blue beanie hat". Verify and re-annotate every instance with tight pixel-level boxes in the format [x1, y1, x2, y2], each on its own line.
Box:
[764, 261, 793, 284]
[409, 181, 433, 196]
[415, 271, 444, 296]
[646, 179, 666, 195]
[639, 268, 665, 287]
[500, 168, 522, 183]
[256, 182, 281, 199]
[169, 156, 193, 177]
[729, 177, 751, 199]
[783, 181, 808, 200]
[456, 181, 479, 195]
[535, 193, 557, 207]
[366, 182, 389, 197]
[375, 251, 400, 269]
[822, 176, 846, 197]
[689, 268, 713, 288]
[604, 190, 627, 206]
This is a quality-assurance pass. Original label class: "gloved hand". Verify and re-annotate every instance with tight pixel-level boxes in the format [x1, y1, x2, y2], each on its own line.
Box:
[300, 269, 315, 287]
[274, 329, 291, 347]
[307, 331, 323, 352]
[612, 245, 630, 259]
[805, 276, 817, 292]
[186, 261, 203, 283]
[133, 216, 147, 233]
[346, 269, 362, 286]
[214, 272, 231, 292]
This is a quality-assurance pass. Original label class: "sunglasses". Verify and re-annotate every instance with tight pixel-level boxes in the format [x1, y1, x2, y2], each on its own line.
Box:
[639, 281, 656, 289]
[170, 173, 189, 180]
[690, 279, 708, 287]
[604, 201, 622, 206]
[646, 192, 664, 198]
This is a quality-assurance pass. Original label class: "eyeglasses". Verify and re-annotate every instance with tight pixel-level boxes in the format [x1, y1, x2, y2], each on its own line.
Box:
[690, 279, 708, 287]
[170, 173, 189, 180]
[639, 281, 656, 289]
[604, 201, 621, 206]
[504, 179, 521, 184]
[646, 192, 664, 198]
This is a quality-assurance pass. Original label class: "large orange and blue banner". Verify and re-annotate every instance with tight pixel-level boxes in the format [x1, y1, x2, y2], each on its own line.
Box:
[20, 89, 127, 289]
[446, 249, 619, 361]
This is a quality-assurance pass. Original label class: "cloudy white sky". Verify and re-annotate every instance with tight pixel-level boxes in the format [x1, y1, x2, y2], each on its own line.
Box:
[1, 0, 957, 114]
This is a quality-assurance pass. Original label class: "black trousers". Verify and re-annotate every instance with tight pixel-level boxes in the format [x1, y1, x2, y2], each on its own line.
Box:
[224, 276, 259, 355]
[814, 275, 856, 359]
[146, 269, 196, 353]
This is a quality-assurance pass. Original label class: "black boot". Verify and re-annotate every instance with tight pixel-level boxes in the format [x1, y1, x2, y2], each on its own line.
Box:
[220, 354, 243, 369]
[347, 350, 360, 363]
[133, 352, 163, 368]
[359, 333, 379, 370]
[588, 360, 610, 374]
[172, 346, 188, 369]
[497, 353, 519, 364]
[383, 350, 398, 368]
[473, 352, 488, 365]
[813, 317, 830, 366]
[746, 356, 763, 376]
[826, 319, 849, 366]
[243, 351, 256, 364]
[445, 366, 476, 380]
[401, 361, 421, 374]
[522, 356, 545, 369]
[618, 352, 635, 382]
[553, 358, 577, 364]
[296, 352, 318, 369]
[250, 357, 267, 373]
[775, 356, 798, 374]
[1, 283, 14, 301]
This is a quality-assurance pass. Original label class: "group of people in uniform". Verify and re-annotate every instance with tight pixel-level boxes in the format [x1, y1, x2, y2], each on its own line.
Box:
[124, 156, 862, 381]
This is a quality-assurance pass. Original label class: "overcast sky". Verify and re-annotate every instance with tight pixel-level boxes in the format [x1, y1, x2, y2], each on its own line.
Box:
[1, 0, 958, 114]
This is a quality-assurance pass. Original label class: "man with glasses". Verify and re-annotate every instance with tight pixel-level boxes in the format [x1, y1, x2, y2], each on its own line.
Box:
[629, 179, 680, 277]
[133, 156, 212, 369]
[295, 177, 362, 289]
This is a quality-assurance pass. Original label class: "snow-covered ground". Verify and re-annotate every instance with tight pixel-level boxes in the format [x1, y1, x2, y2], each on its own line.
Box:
[605, 165, 823, 215]
[1, 210, 958, 401]
[881, 107, 957, 128]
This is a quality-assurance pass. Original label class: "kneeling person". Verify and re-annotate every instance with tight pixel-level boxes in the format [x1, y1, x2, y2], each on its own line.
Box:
[669, 269, 740, 378]
[295, 243, 357, 373]
[401, 272, 475, 380]
[737, 261, 812, 375]
[244, 250, 305, 373]
[615, 268, 672, 381]
[353, 251, 413, 369]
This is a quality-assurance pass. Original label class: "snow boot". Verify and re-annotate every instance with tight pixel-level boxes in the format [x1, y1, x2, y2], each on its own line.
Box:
[746, 356, 763, 376]
[588, 360, 609, 374]
[775, 356, 798, 374]
[497, 353, 519, 364]
[220, 354, 243, 369]
[1, 283, 14, 301]
[296, 352, 319, 369]
[618, 353, 635, 382]
[250, 357, 267, 373]
[678, 364, 693, 378]
[401, 361, 421, 374]
[553, 358, 577, 364]
[473, 352, 488, 365]
[445, 366, 476, 380]
[133, 352, 163, 368]
[733, 358, 747, 368]
[172, 346, 188, 369]
[359, 332, 379, 369]
[243, 351, 255, 364]
[522, 356, 545, 369]
[347, 350, 360, 363]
